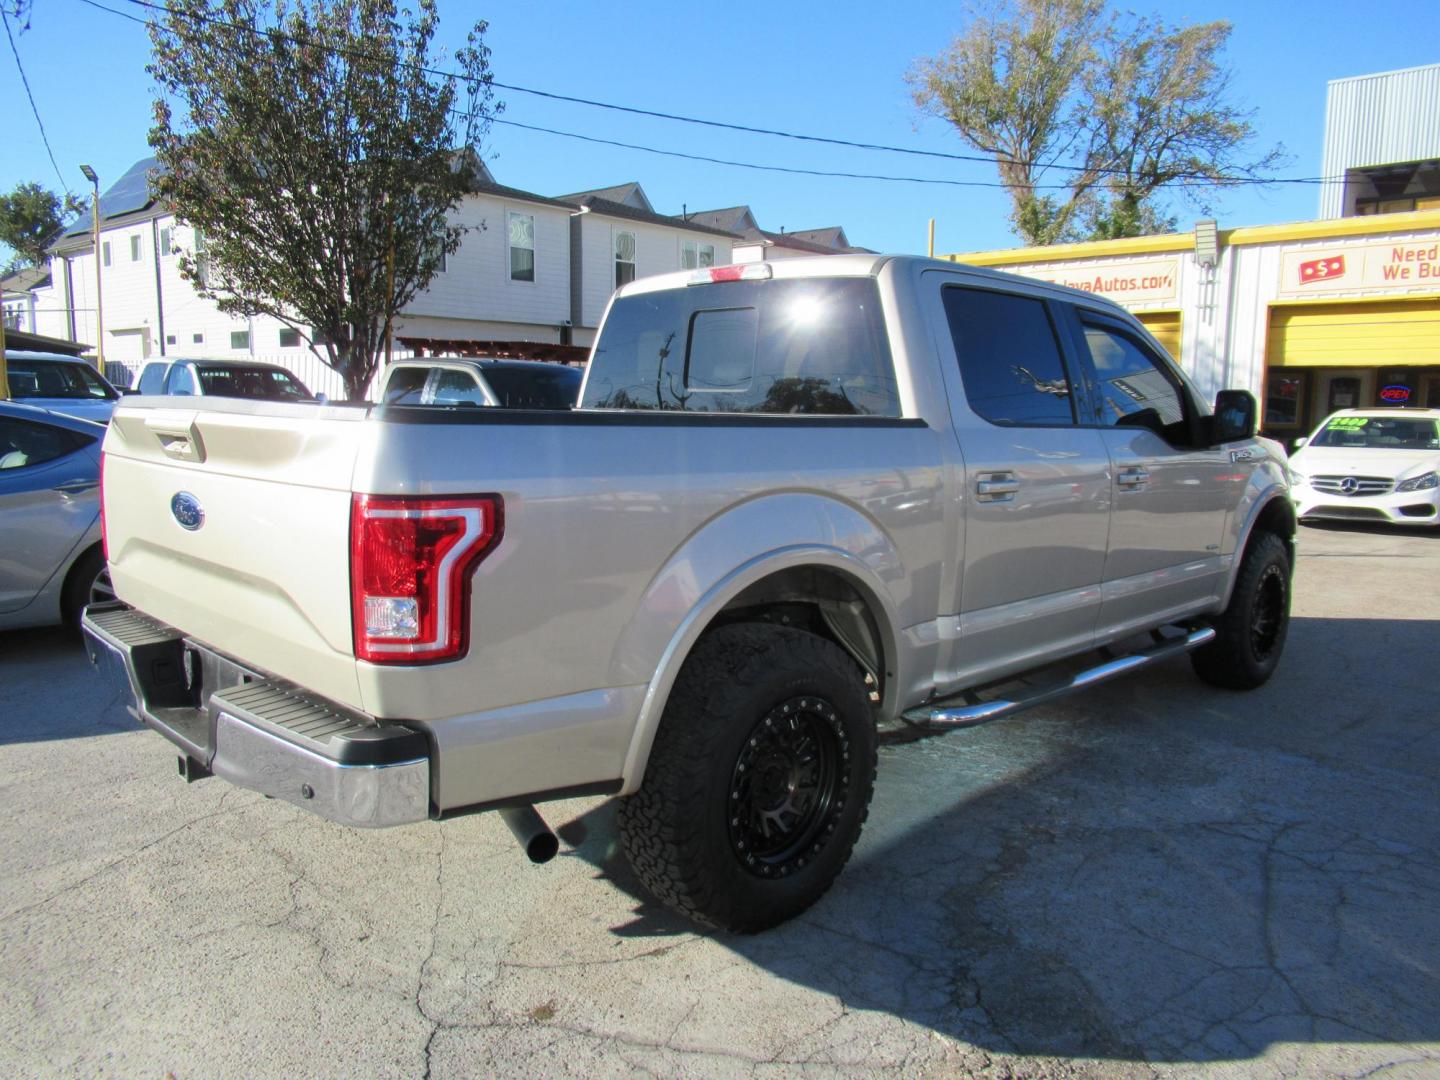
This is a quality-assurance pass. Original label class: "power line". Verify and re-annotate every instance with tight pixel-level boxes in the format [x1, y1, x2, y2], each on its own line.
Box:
[76, 0, 1336, 190]
[493, 118, 1066, 190]
[2, 8, 75, 197]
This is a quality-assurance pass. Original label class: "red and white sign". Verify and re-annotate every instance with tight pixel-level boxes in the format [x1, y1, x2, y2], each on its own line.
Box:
[1279, 240, 1440, 296]
[1298, 255, 1345, 284]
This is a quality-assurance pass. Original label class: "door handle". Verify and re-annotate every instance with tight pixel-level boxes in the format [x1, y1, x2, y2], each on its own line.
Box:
[1116, 467, 1150, 489]
[976, 473, 1019, 503]
[53, 480, 99, 496]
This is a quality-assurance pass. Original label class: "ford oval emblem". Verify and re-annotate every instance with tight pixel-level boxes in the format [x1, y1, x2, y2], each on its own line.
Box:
[171, 492, 205, 531]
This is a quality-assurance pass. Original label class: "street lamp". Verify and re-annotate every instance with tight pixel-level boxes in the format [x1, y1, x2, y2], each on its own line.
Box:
[79, 164, 104, 373]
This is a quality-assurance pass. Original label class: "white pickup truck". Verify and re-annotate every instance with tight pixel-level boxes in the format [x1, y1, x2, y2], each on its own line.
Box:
[84, 255, 1294, 932]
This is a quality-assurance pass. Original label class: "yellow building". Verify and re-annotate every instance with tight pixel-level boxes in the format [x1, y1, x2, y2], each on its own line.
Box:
[945, 209, 1440, 441]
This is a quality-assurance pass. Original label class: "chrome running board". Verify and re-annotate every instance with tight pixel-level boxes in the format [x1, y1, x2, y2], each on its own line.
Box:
[903, 626, 1216, 730]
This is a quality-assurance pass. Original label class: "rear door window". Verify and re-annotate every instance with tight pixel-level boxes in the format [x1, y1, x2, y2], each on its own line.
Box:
[165, 365, 198, 395]
[137, 364, 168, 394]
[942, 286, 1077, 426]
[0, 417, 90, 470]
[382, 367, 430, 405]
[581, 278, 900, 416]
[430, 369, 489, 407]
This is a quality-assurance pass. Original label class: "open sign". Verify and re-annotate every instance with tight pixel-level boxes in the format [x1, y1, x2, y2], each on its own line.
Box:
[1380, 385, 1413, 403]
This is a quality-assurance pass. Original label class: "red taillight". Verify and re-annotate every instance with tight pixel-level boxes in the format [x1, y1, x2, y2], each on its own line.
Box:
[99, 451, 108, 560]
[349, 493, 503, 665]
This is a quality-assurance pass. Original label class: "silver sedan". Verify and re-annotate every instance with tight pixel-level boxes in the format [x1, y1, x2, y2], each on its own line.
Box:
[0, 401, 112, 629]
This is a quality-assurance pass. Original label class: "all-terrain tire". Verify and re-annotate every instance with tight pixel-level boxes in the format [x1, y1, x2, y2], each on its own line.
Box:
[618, 623, 878, 933]
[1191, 530, 1291, 690]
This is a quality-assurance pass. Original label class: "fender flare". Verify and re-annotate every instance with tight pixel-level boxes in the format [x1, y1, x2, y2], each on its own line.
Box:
[1219, 486, 1296, 610]
[617, 543, 904, 795]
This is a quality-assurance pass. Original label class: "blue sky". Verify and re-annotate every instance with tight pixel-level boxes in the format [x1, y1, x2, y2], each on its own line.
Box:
[2, 0, 1437, 259]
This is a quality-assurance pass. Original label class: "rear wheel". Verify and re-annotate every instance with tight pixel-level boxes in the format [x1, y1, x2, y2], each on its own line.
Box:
[619, 624, 877, 932]
[1192, 531, 1291, 690]
[62, 545, 112, 628]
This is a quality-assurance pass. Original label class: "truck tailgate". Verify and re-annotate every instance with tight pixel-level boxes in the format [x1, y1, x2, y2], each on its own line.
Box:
[103, 400, 368, 710]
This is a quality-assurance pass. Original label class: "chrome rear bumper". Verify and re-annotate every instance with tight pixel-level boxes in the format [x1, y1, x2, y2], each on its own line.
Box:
[81, 602, 430, 828]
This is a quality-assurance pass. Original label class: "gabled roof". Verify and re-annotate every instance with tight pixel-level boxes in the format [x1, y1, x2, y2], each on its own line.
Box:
[786, 226, 851, 250]
[679, 206, 760, 234]
[562, 195, 741, 238]
[2, 266, 51, 293]
[558, 182, 654, 212]
[471, 178, 578, 210]
[751, 229, 840, 255]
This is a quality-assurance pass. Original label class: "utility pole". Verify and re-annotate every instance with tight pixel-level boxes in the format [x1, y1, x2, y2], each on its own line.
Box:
[0, 297, 9, 400]
[80, 164, 105, 374]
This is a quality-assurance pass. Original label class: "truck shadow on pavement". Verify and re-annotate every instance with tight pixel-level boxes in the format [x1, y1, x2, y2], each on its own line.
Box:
[0, 627, 137, 745]
[560, 613, 1440, 1063]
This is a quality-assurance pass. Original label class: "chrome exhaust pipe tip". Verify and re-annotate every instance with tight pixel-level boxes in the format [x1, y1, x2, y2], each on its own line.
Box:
[498, 805, 559, 864]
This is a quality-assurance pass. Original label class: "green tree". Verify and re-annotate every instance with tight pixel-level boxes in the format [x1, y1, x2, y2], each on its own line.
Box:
[148, 0, 500, 399]
[908, 0, 1282, 245]
[0, 181, 65, 270]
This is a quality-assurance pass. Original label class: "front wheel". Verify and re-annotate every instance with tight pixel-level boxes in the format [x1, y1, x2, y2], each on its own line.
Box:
[1191, 530, 1292, 690]
[619, 624, 877, 933]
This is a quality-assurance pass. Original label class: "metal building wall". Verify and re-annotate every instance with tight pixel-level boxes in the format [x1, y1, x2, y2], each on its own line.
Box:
[1320, 64, 1440, 218]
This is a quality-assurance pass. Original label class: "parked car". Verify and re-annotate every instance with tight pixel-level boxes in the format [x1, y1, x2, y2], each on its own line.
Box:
[84, 255, 1292, 932]
[0, 401, 111, 629]
[135, 358, 313, 401]
[378, 357, 581, 410]
[1289, 407, 1440, 527]
[3, 351, 123, 423]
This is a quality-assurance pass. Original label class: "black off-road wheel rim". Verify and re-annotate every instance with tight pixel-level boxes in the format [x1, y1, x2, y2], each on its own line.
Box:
[1251, 563, 1286, 661]
[727, 695, 850, 879]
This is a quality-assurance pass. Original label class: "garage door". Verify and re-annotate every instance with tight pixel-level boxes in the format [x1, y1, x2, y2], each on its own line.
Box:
[1268, 300, 1440, 366]
[1136, 311, 1181, 362]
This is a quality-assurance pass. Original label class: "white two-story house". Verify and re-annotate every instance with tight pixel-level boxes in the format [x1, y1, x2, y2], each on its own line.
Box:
[27, 159, 740, 391]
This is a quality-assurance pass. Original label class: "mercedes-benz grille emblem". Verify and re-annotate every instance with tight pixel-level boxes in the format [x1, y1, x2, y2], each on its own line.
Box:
[1338, 476, 1360, 495]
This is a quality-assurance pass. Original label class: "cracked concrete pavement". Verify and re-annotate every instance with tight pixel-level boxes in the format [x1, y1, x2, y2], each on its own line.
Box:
[2, 521, 1438, 1078]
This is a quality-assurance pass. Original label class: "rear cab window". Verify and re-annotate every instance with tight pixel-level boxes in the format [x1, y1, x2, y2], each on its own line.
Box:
[581, 278, 900, 416]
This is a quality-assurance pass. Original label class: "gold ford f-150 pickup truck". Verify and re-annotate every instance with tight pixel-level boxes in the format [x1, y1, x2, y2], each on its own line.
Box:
[84, 255, 1294, 932]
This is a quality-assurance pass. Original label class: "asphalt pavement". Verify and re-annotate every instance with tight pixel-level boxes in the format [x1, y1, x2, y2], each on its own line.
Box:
[2, 521, 1437, 1078]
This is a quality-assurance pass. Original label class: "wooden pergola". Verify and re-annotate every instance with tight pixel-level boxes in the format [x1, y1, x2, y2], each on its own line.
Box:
[395, 338, 590, 365]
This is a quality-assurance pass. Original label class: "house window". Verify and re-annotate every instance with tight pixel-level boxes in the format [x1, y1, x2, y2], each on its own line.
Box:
[130, 235, 142, 261]
[615, 230, 637, 288]
[159, 227, 173, 256]
[230, 330, 250, 350]
[165, 334, 177, 346]
[192, 332, 204, 345]
[508, 212, 535, 282]
[279, 328, 301, 348]
[102, 241, 111, 267]
[682, 240, 716, 269]
[427, 238, 447, 273]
